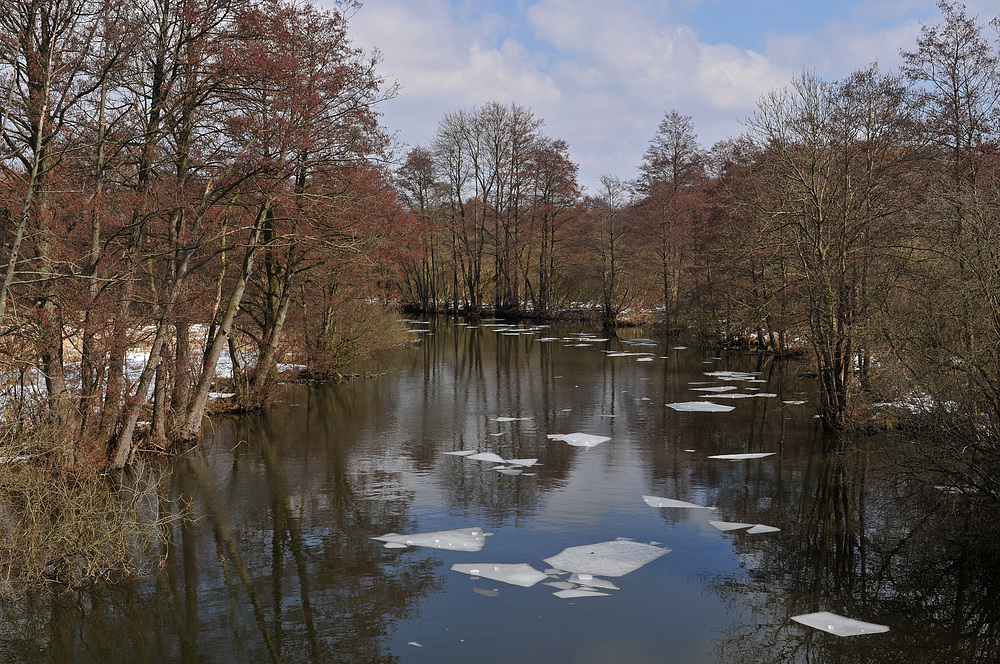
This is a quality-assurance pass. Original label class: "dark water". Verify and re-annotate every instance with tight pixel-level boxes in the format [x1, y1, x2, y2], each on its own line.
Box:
[2, 318, 999, 663]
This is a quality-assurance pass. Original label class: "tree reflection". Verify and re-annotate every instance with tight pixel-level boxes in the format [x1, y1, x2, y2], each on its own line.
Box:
[706, 440, 1000, 663]
[0, 403, 441, 663]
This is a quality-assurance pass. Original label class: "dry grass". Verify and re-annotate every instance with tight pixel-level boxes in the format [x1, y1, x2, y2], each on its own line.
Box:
[0, 453, 182, 600]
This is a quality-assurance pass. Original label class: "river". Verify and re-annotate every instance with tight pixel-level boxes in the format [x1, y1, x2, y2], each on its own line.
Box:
[1, 318, 997, 663]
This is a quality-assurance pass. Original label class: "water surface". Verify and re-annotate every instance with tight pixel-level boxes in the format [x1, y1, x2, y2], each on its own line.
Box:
[2, 319, 996, 663]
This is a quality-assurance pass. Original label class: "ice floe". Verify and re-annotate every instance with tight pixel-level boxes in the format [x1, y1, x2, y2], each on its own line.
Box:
[553, 589, 610, 599]
[690, 386, 738, 393]
[642, 495, 714, 509]
[372, 527, 488, 551]
[451, 563, 549, 588]
[746, 524, 781, 534]
[666, 402, 736, 412]
[547, 432, 611, 447]
[495, 416, 532, 422]
[543, 539, 672, 577]
[704, 371, 761, 381]
[568, 573, 620, 590]
[709, 521, 754, 532]
[468, 452, 507, 464]
[708, 453, 776, 460]
[791, 611, 889, 637]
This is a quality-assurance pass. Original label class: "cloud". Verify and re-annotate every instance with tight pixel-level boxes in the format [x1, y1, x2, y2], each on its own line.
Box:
[346, 0, 996, 193]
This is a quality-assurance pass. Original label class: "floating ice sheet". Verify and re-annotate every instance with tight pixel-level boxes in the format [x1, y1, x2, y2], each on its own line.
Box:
[704, 370, 761, 381]
[690, 386, 738, 392]
[747, 524, 781, 534]
[506, 458, 539, 467]
[791, 612, 889, 637]
[642, 495, 714, 509]
[553, 589, 610, 599]
[783, 400, 807, 405]
[547, 432, 611, 447]
[568, 574, 619, 590]
[709, 521, 754, 532]
[637, 357, 653, 362]
[451, 563, 549, 588]
[495, 416, 532, 422]
[708, 453, 776, 460]
[373, 527, 487, 551]
[544, 540, 671, 577]
[468, 452, 507, 463]
[666, 401, 736, 412]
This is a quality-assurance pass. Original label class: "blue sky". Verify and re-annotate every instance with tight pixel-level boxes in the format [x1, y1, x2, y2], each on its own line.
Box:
[345, 0, 998, 193]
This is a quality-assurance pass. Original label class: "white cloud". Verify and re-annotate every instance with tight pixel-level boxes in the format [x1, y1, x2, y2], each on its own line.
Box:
[345, 0, 998, 193]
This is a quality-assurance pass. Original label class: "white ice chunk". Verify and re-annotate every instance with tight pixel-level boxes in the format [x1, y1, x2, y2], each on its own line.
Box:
[708, 521, 754, 531]
[444, 450, 476, 456]
[506, 458, 539, 467]
[642, 495, 714, 509]
[543, 581, 577, 590]
[637, 357, 653, 362]
[495, 416, 532, 422]
[544, 540, 671, 577]
[468, 452, 507, 463]
[783, 400, 807, 405]
[553, 589, 610, 599]
[451, 563, 549, 588]
[666, 401, 736, 412]
[708, 453, 776, 460]
[569, 574, 619, 590]
[494, 467, 522, 475]
[547, 432, 611, 447]
[690, 386, 738, 392]
[746, 524, 781, 534]
[791, 612, 889, 637]
[382, 542, 409, 549]
[372, 527, 487, 552]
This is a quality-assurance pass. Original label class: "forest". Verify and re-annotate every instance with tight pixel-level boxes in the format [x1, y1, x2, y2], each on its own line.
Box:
[2, 0, 1000, 473]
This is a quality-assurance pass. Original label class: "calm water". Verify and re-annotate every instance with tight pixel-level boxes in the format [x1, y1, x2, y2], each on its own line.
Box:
[2, 318, 998, 663]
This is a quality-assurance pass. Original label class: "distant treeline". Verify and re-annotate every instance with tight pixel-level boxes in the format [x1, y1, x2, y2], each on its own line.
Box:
[394, 2, 1000, 438]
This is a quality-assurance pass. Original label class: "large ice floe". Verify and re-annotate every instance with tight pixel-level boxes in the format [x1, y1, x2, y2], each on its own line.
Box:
[547, 432, 611, 447]
[642, 495, 714, 510]
[666, 402, 736, 412]
[791, 611, 889, 637]
[450, 563, 549, 588]
[543, 539, 672, 577]
[372, 527, 489, 551]
[708, 453, 776, 460]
